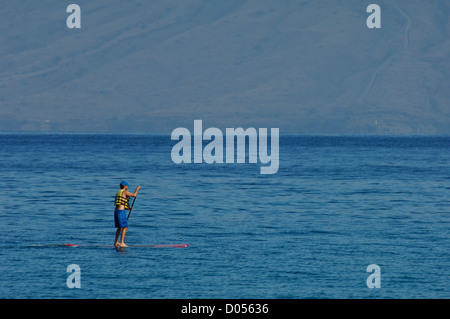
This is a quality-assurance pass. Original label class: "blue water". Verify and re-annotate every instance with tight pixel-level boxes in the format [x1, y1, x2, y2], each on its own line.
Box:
[0, 133, 448, 298]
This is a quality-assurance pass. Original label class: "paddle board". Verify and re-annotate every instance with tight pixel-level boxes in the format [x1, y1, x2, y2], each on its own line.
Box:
[30, 243, 189, 248]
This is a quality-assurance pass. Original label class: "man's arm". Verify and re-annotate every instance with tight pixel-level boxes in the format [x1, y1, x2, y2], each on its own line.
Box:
[125, 186, 141, 198]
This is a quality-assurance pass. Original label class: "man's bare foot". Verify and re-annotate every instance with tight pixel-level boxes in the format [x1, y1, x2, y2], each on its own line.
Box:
[119, 242, 129, 247]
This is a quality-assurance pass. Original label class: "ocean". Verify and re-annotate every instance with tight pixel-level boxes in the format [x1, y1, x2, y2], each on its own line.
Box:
[0, 133, 448, 299]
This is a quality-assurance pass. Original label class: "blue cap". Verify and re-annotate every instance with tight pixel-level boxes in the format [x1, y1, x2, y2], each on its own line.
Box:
[120, 181, 129, 187]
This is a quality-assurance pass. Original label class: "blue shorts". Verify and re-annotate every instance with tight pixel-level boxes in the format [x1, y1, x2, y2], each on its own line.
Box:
[114, 209, 128, 228]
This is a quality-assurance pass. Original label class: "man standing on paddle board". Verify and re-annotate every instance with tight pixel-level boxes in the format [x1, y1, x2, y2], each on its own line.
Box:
[114, 181, 140, 247]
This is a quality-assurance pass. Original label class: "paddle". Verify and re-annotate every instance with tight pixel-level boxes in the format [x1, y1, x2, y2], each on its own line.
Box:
[127, 196, 137, 220]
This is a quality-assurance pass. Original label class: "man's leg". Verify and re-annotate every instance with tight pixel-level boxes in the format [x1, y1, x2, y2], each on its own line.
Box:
[114, 228, 122, 247]
[120, 227, 128, 247]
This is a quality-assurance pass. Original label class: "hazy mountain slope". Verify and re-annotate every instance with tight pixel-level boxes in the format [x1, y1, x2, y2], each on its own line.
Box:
[0, 0, 449, 133]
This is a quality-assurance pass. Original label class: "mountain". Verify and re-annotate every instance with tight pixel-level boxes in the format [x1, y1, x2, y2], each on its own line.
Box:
[0, 0, 449, 134]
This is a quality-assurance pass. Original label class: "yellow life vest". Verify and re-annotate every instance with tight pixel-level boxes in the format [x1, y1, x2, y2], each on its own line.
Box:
[115, 189, 130, 209]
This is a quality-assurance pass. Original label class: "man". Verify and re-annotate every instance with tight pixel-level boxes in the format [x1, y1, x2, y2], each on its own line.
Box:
[114, 181, 141, 247]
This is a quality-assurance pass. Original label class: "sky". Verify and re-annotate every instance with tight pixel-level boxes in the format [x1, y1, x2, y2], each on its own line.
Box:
[0, 0, 449, 134]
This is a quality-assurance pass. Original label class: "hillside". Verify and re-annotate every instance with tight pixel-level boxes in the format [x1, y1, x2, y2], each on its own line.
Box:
[0, 0, 449, 134]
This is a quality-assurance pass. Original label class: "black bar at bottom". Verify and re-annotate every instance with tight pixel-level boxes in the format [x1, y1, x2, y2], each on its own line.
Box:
[0, 299, 443, 317]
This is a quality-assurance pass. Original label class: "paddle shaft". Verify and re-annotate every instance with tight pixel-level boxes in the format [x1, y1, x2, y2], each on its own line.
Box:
[127, 196, 137, 220]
